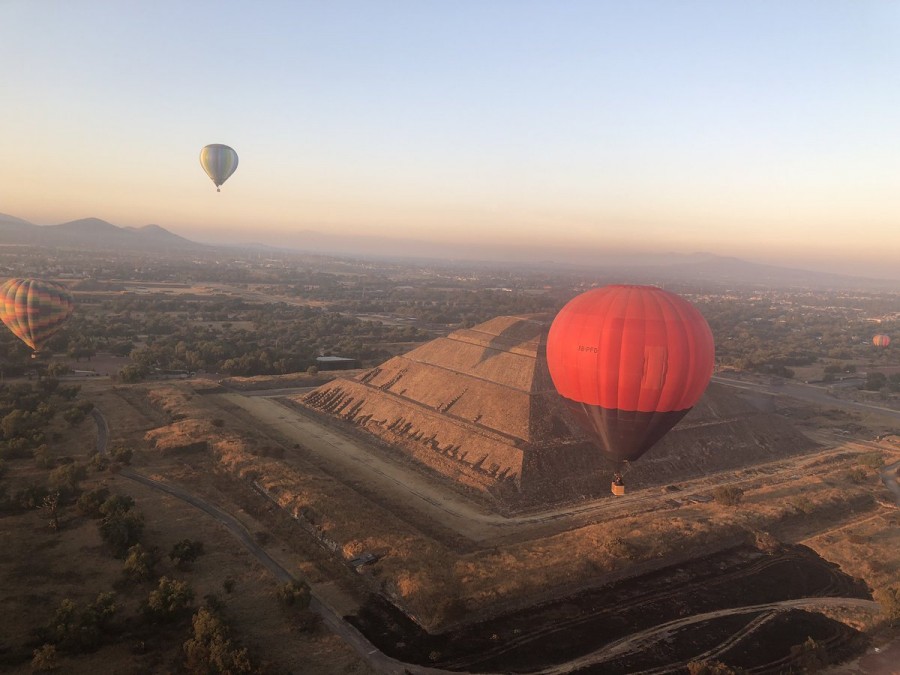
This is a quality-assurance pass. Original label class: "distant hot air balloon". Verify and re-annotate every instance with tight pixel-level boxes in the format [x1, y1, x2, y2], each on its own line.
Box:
[199, 144, 239, 192]
[873, 334, 891, 348]
[546, 285, 715, 465]
[0, 278, 74, 356]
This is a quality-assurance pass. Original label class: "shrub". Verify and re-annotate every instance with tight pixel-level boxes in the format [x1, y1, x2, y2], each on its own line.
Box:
[15, 483, 49, 510]
[33, 445, 55, 469]
[62, 406, 87, 426]
[844, 468, 869, 484]
[713, 486, 744, 506]
[875, 585, 900, 627]
[790, 496, 814, 514]
[276, 580, 311, 609]
[859, 452, 884, 469]
[169, 539, 205, 567]
[603, 536, 637, 559]
[31, 643, 58, 672]
[88, 452, 108, 472]
[109, 445, 133, 465]
[790, 636, 828, 672]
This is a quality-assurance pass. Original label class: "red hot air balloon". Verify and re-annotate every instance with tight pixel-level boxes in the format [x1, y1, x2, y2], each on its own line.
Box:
[873, 334, 891, 348]
[546, 285, 715, 464]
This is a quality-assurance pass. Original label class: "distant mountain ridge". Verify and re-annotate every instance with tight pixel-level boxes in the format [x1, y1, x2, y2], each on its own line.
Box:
[1, 212, 898, 289]
[0, 214, 206, 252]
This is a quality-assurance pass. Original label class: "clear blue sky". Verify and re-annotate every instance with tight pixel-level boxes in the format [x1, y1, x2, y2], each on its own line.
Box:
[3, 1, 900, 276]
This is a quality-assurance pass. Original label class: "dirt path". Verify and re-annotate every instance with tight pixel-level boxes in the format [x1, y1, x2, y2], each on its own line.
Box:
[219, 392, 865, 544]
[538, 597, 882, 675]
[220, 392, 505, 539]
[880, 459, 900, 507]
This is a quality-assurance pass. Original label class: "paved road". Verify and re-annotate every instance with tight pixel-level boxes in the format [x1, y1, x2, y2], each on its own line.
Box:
[711, 375, 900, 423]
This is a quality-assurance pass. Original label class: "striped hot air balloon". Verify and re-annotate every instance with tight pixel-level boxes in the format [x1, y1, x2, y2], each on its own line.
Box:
[199, 144, 239, 192]
[873, 334, 891, 348]
[546, 285, 715, 464]
[0, 278, 74, 356]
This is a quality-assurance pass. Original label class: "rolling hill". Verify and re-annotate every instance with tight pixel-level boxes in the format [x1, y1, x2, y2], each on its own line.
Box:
[0, 214, 207, 253]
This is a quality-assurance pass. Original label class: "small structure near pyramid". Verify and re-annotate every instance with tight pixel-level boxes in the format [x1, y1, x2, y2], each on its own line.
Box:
[298, 315, 818, 506]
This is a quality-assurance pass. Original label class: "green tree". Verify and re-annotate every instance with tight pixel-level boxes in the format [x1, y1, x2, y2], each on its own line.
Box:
[99, 509, 145, 557]
[145, 576, 194, 623]
[48, 463, 86, 502]
[170, 539, 205, 567]
[123, 543, 159, 582]
[182, 606, 254, 674]
[790, 636, 828, 672]
[39, 593, 118, 653]
[31, 643, 58, 672]
[42, 491, 61, 531]
[2, 408, 29, 438]
[76, 487, 110, 518]
[99, 494, 135, 518]
[33, 444, 54, 469]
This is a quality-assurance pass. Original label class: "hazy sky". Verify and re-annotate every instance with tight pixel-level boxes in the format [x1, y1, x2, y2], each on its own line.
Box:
[3, 1, 900, 275]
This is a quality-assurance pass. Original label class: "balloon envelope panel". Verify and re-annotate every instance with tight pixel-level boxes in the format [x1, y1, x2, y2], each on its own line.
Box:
[546, 285, 715, 462]
[0, 278, 74, 352]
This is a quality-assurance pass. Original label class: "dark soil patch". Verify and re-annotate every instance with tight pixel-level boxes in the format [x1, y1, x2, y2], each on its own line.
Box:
[347, 544, 871, 673]
[577, 611, 763, 674]
[716, 609, 867, 673]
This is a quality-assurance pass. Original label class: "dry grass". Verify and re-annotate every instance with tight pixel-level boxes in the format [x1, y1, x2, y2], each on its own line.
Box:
[220, 372, 349, 391]
[129, 381, 900, 632]
[0, 385, 373, 674]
